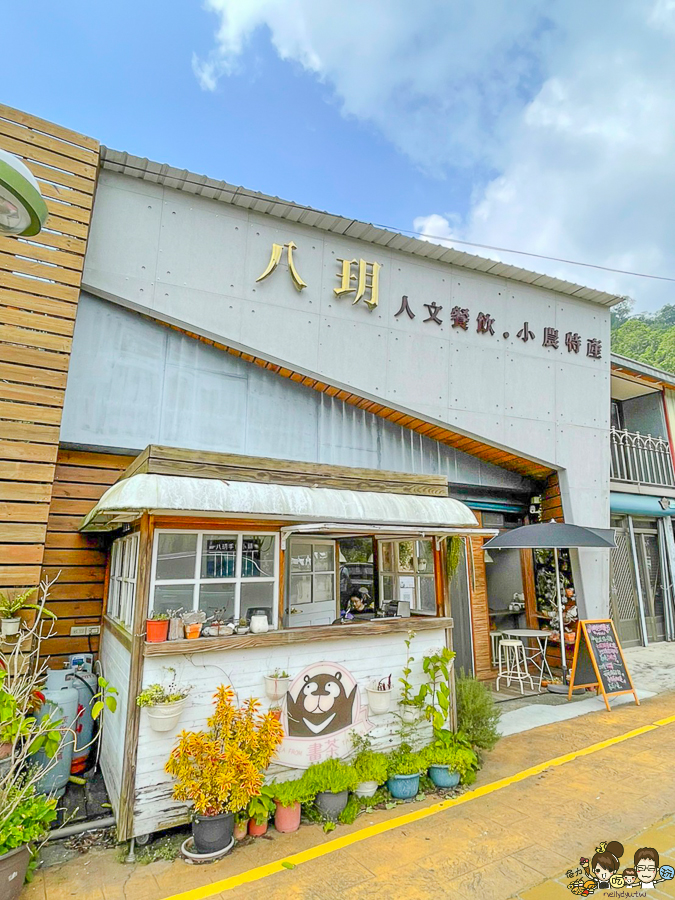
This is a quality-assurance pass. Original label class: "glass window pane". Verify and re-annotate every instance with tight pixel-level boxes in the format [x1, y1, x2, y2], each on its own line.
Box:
[416, 540, 434, 574]
[241, 582, 275, 623]
[289, 574, 312, 605]
[242, 535, 275, 578]
[380, 542, 393, 572]
[381, 575, 394, 603]
[397, 541, 415, 573]
[201, 535, 237, 578]
[313, 544, 334, 573]
[199, 583, 236, 621]
[291, 542, 312, 573]
[156, 533, 197, 580]
[398, 575, 416, 606]
[152, 583, 195, 617]
[313, 573, 335, 603]
[419, 577, 436, 612]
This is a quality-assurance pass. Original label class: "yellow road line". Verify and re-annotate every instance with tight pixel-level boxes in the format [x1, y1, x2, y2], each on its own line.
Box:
[159, 717, 667, 900]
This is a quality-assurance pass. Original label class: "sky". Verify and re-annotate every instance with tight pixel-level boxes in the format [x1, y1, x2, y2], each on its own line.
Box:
[5, 0, 675, 311]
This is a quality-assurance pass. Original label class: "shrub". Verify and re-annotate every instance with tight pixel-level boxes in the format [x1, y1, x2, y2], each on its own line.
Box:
[165, 685, 283, 816]
[386, 744, 424, 777]
[303, 758, 359, 795]
[350, 733, 388, 784]
[456, 673, 501, 752]
[269, 775, 314, 808]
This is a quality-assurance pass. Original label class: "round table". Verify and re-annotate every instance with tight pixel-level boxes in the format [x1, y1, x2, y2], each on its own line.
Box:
[502, 628, 553, 691]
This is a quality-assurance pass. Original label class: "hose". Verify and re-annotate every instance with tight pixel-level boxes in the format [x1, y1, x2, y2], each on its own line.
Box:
[47, 816, 116, 841]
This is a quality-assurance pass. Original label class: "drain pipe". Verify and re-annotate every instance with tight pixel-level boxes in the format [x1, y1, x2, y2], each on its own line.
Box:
[47, 816, 116, 841]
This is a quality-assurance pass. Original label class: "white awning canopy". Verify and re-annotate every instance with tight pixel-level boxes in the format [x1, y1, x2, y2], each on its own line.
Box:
[79, 473, 485, 535]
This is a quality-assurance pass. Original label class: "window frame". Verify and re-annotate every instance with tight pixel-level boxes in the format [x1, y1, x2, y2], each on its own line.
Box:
[378, 538, 438, 616]
[286, 537, 337, 622]
[149, 529, 279, 628]
[107, 532, 140, 631]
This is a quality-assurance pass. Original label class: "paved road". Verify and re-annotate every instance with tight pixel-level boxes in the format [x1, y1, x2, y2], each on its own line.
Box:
[30, 689, 675, 900]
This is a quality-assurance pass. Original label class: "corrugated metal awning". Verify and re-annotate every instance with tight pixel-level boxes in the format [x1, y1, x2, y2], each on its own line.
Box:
[79, 473, 485, 534]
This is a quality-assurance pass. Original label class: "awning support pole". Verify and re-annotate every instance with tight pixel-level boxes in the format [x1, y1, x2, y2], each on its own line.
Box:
[554, 547, 567, 679]
[627, 515, 650, 647]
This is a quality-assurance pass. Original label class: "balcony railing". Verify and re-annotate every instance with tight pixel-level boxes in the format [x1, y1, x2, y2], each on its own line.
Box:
[610, 427, 675, 487]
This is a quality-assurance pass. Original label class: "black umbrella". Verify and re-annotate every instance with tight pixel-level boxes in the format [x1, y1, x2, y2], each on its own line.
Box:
[484, 522, 616, 678]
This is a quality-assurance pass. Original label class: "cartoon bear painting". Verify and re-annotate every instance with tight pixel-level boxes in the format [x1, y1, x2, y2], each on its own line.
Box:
[285, 670, 357, 738]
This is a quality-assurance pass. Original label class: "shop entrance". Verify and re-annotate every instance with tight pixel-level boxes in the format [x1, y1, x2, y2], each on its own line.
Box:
[610, 516, 665, 646]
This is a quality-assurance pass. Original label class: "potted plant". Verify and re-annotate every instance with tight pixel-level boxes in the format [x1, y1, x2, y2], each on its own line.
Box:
[146, 611, 169, 643]
[165, 685, 283, 855]
[166, 608, 184, 641]
[264, 668, 290, 701]
[303, 758, 358, 821]
[137, 669, 191, 732]
[365, 674, 392, 716]
[247, 785, 275, 837]
[422, 733, 478, 789]
[386, 744, 424, 799]
[270, 775, 314, 833]
[351, 733, 388, 798]
[182, 610, 205, 640]
[0, 588, 44, 639]
[235, 617, 249, 635]
[0, 783, 58, 899]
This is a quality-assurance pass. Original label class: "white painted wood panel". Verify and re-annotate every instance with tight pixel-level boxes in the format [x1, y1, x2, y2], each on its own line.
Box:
[131, 628, 445, 836]
[99, 627, 131, 815]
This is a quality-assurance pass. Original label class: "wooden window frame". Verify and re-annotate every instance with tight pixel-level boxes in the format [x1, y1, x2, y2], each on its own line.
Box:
[107, 532, 139, 631]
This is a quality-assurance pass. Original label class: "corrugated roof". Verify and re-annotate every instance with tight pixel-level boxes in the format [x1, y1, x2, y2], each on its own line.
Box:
[611, 353, 675, 389]
[99, 147, 625, 308]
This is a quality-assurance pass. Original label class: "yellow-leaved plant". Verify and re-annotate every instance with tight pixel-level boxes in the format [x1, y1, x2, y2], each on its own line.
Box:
[165, 685, 284, 816]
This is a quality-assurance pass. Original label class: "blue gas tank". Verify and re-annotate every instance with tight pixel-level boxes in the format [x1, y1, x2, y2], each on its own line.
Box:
[35, 670, 79, 797]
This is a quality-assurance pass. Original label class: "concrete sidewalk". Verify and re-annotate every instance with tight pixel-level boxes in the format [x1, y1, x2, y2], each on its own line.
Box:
[26, 688, 675, 900]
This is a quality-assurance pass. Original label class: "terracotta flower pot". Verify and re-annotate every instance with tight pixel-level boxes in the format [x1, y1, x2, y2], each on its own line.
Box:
[248, 818, 268, 837]
[274, 801, 301, 833]
[233, 820, 248, 841]
[146, 619, 169, 642]
[184, 622, 202, 640]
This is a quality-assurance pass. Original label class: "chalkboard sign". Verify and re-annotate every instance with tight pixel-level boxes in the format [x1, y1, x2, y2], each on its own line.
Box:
[568, 619, 638, 710]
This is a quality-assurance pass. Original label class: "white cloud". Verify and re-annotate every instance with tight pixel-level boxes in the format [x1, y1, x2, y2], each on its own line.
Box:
[196, 0, 675, 310]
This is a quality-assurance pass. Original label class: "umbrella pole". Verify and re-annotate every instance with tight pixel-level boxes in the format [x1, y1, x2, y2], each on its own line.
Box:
[555, 547, 567, 680]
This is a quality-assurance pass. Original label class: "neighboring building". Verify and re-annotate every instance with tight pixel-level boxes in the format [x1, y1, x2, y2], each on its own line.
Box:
[609, 353, 675, 646]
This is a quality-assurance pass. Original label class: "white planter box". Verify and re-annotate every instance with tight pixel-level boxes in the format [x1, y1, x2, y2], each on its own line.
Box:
[366, 686, 392, 715]
[145, 699, 187, 733]
[264, 676, 290, 702]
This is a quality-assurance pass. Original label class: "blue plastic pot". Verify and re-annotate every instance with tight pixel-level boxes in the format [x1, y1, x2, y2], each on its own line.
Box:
[428, 765, 460, 789]
[387, 773, 420, 799]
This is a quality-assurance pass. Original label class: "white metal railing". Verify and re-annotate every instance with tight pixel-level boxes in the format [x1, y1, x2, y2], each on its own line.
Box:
[610, 427, 675, 487]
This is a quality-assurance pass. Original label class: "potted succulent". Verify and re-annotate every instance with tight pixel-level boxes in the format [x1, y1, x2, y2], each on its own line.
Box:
[351, 733, 388, 798]
[146, 611, 169, 643]
[165, 685, 283, 855]
[235, 617, 249, 635]
[264, 668, 290, 702]
[270, 775, 314, 833]
[386, 744, 424, 800]
[303, 758, 359, 821]
[247, 785, 276, 836]
[0, 588, 44, 639]
[137, 670, 191, 732]
[422, 733, 478, 789]
[366, 674, 392, 716]
[233, 812, 248, 842]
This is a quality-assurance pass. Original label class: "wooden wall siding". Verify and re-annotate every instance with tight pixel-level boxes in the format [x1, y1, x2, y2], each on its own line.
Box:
[540, 472, 564, 522]
[467, 512, 493, 680]
[40, 449, 134, 667]
[0, 105, 99, 595]
[146, 319, 554, 482]
[121, 445, 448, 497]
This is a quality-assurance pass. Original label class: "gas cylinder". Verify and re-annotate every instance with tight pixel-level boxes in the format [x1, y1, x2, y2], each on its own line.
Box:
[34, 670, 79, 797]
[67, 656, 98, 774]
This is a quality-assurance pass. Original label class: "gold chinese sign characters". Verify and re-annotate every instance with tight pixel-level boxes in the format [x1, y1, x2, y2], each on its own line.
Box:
[255, 240, 602, 358]
[334, 258, 381, 310]
[256, 241, 307, 292]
